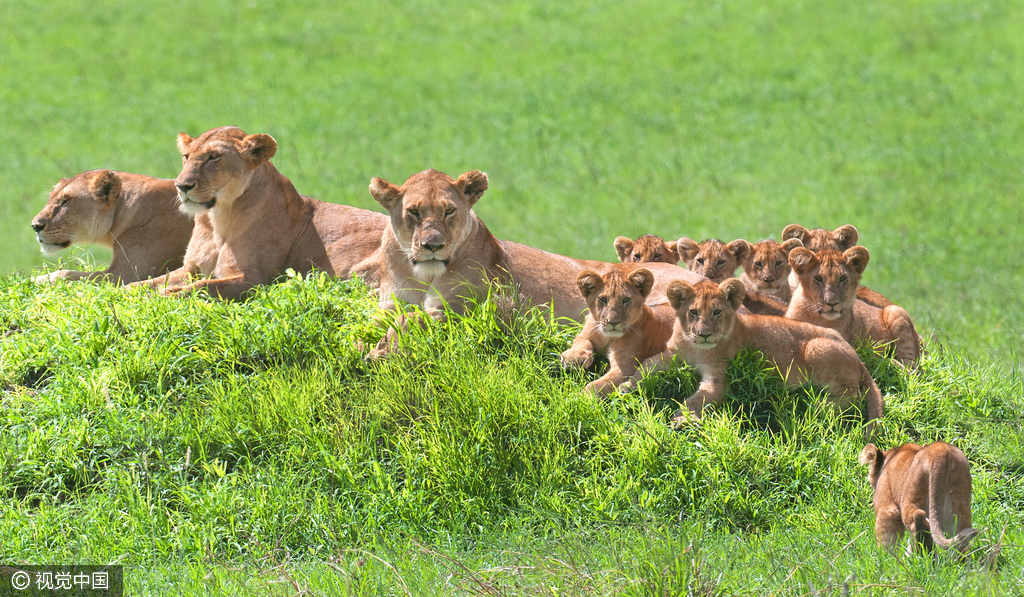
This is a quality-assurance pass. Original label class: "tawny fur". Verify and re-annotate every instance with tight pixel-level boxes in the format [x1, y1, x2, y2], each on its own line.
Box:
[676, 237, 749, 283]
[786, 246, 921, 366]
[31, 170, 193, 284]
[614, 234, 679, 264]
[859, 442, 979, 554]
[132, 126, 388, 299]
[560, 268, 675, 396]
[366, 169, 703, 358]
[782, 223, 893, 308]
[624, 278, 883, 441]
[737, 238, 803, 302]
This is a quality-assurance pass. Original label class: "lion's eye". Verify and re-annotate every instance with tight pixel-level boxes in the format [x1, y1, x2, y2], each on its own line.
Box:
[633, 254, 642, 261]
[775, 260, 783, 267]
[598, 297, 608, 305]
[814, 276, 824, 285]
[59, 198, 70, 207]
[207, 154, 219, 162]
[754, 261, 762, 268]
[713, 309, 722, 317]
[182, 154, 190, 161]
[696, 258, 705, 265]
[444, 208, 455, 217]
[716, 259, 726, 267]
[653, 253, 662, 260]
[839, 275, 848, 283]
[689, 309, 699, 317]
[622, 297, 630, 305]
[407, 209, 419, 219]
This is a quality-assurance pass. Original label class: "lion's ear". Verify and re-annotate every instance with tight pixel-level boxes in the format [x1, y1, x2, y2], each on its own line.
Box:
[613, 237, 634, 262]
[455, 170, 488, 206]
[664, 240, 679, 262]
[676, 237, 700, 262]
[789, 247, 818, 275]
[833, 225, 859, 250]
[780, 238, 803, 255]
[858, 444, 883, 468]
[177, 132, 195, 155]
[782, 224, 810, 244]
[720, 278, 746, 311]
[844, 246, 870, 274]
[727, 239, 751, 264]
[88, 170, 122, 204]
[576, 270, 603, 298]
[666, 280, 694, 311]
[369, 177, 403, 210]
[240, 134, 278, 166]
[629, 268, 655, 298]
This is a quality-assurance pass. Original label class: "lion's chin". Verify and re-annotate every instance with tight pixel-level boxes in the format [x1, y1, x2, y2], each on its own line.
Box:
[820, 310, 843, 320]
[411, 260, 448, 282]
[178, 195, 216, 216]
[38, 240, 71, 256]
[601, 328, 625, 339]
[691, 339, 718, 349]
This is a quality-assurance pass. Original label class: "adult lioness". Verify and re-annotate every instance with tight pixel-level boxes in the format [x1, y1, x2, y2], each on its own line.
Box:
[782, 224, 892, 308]
[859, 442, 979, 554]
[366, 169, 703, 357]
[676, 237, 748, 283]
[133, 126, 387, 299]
[560, 268, 675, 396]
[623, 278, 883, 441]
[614, 235, 679, 264]
[31, 170, 193, 283]
[787, 247, 921, 366]
[737, 238, 803, 302]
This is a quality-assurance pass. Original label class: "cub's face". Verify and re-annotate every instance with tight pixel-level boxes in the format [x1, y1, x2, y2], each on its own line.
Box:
[789, 246, 869, 320]
[613, 235, 679, 264]
[577, 268, 654, 338]
[31, 170, 122, 255]
[370, 169, 488, 281]
[666, 278, 744, 349]
[782, 224, 859, 253]
[174, 126, 277, 216]
[676, 238, 750, 283]
[741, 238, 802, 294]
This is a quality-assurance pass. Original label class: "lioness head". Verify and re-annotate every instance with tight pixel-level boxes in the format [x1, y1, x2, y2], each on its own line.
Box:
[31, 170, 123, 256]
[666, 278, 744, 349]
[174, 126, 278, 216]
[740, 238, 803, 294]
[369, 169, 488, 281]
[782, 224, 859, 253]
[676, 238, 749, 283]
[613, 235, 679, 264]
[789, 246, 869, 320]
[576, 268, 654, 338]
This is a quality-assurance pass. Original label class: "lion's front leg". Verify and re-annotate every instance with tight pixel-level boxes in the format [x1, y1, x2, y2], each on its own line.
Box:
[365, 308, 446, 361]
[128, 266, 193, 293]
[561, 318, 606, 370]
[677, 364, 726, 422]
[171, 275, 251, 300]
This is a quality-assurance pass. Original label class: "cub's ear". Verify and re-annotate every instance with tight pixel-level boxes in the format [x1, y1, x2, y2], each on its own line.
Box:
[720, 278, 746, 311]
[782, 224, 810, 244]
[666, 280, 695, 311]
[240, 134, 278, 166]
[628, 268, 655, 299]
[833, 225, 859, 250]
[576, 270, 603, 298]
[455, 170, 488, 206]
[789, 247, 818, 275]
[88, 170, 122, 204]
[780, 238, 803, 255]
[858, 444, 881, 466]
[177, 132, 195, 155]
[369, 177, 403, 210]
[844, 246, 870, 274]
[676, 237, 700, 262]
[664, 240, 679, 262]
[613, 237, 635, 262]
[727, 239, 751, 264]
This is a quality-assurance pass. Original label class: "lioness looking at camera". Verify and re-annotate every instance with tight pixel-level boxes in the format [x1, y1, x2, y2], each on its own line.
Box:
[365, 169, 703, 358]
[134, 126, 387, 299]
[786, 246, 921, 366]
[560, 268, 675, 396]
[31, 170, 193, 283]
[859, 441, 979, 554]
[622, 278, 884, 440]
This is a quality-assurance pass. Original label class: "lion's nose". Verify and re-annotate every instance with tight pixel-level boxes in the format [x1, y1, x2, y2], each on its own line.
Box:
[422, 242, 445, 253]
[31, 221, 45, 233]
[175, 182, 195, 193]
[763, 275, 776, 283]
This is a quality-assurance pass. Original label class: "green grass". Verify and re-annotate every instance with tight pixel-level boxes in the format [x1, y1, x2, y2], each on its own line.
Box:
[3, 0, 1024, 594]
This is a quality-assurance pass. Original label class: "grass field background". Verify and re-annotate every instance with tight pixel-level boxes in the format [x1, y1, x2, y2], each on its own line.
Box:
[2, 0, 1023, 595]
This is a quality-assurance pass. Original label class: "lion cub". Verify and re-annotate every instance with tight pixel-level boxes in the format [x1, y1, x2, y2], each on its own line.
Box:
[624, 278, 883, 440]
[859, 442, 979, 554]
[736, 238, 803, 302]
[787, 247, 921, 366]
[561, 268, 675, 396]
[782, 224, 892, 308]
[614, 235, 679, 264]
[676, 238, 749, 283]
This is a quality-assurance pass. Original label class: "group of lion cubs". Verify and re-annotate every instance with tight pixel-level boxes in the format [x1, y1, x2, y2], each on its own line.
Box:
[30, 126, 976, 555]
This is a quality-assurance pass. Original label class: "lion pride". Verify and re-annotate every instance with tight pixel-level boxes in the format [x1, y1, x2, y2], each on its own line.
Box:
[133, 126, 387, 299]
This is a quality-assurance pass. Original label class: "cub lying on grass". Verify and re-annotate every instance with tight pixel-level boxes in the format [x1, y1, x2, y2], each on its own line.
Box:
[859, 441, 979, 554]
[623, 278, 884, 441]
[31, 170, 193, 283]
[560, 268, 675, 396]
[736, 238, 803, 302]
[786, 246, 921, 366]
[782, 223, 892, 308]
[614, 234, 679, 264]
